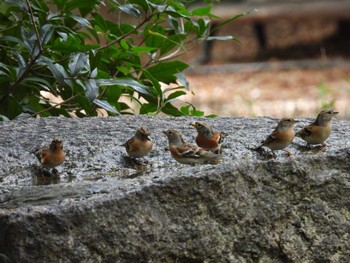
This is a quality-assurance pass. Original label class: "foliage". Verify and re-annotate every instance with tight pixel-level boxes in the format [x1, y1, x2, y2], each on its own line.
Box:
[0, 0, 240, 120]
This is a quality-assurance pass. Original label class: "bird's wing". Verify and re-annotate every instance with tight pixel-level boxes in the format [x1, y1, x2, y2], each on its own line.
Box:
[296, 124, 314, 138]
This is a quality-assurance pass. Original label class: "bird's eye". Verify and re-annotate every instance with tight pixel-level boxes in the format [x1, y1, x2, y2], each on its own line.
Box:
[197, 122, 202, 127]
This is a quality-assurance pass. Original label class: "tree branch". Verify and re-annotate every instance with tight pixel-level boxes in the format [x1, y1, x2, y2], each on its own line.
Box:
[29, 92, 84, 118]
[94, 13, 155, 52]
[25, 0, 43, 52]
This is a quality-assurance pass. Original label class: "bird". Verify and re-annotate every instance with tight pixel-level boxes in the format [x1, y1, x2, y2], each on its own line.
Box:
[296, 109, 338, 148]
[121, 127, 153, 162]
[255, 118, 298, 157]
[35, 139, 65, 174]
[163, 129, 221, 165]
[191, 121, 225, 154]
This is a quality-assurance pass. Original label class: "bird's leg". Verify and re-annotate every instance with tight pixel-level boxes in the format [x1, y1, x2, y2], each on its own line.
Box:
[142, 158, 153, 166]
[283, 150, 292, 157]
[40, 168, 52, 177]
[272, 151, 277, 159]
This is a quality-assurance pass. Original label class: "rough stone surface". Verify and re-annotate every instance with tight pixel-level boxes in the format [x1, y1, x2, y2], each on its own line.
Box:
[0, 116, 349, 263]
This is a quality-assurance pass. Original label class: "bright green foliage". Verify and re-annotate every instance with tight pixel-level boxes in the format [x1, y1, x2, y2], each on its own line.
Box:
[0, 0, 239, 120]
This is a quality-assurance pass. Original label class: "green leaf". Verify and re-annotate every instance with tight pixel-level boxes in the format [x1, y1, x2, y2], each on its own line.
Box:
[96, 79, 151, 96]
[41, 57, 73, 87]
[20, 27, 34, 52]
[146, 61, 188, 84]
[0, 62, 11, 75]
[69, 52, 88, 76]
[180, 103, 205, 116]
[175, 73, 189, 90]
[140, 103, 157, 114]
[161, 103, 184, 116]
[40, 24, 55, 45]
[205, 36, 235, 41]
[90, 68, 98, 78]
[103, 85, 122, 102]
[4, 0, 27, 11]
[120, 39, 129, 50]
[130, 46, 157, 53]
[191, 6, 213, 16]
[1, 36, 23, 45]
[129, 0, 149, 11]
[159, 34, 186, 57]
[84, 79, 98, 101]
[148, 2, 167, 13]
[144, 24, 165, 48]
[118, 4, 141, 18]
[13, 51, 27, 68]
[0, 114, 10, 121]
[165, 90, 187, 102]
[93, 99, 119, 114]
[197, 18, 210, 37]
[22, 77, 52, 91]
[71, 15, 91, 27]
[180, 104, 190, 115]
[141, 69, 161, 90]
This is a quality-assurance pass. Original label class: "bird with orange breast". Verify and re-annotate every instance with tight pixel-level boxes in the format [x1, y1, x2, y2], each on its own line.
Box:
[163, 129, 221, 165]
[191, 121, 225, 154]
[35, 139, 65, 174]
[121, 127, 153, 163]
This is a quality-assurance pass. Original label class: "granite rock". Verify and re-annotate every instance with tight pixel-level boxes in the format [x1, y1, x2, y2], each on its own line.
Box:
[0, 116, 349, 262]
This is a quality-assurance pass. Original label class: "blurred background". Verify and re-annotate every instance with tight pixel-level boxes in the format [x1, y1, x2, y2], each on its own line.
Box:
[179, 0, 350, 118]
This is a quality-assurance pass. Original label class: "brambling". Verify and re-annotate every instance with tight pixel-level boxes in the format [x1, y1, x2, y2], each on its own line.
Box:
[35, 139, 65, 173]
[255, 118, 298, 156]
[121, 127, 153, 160]
[163, 129, 221, 165]
[191, 121, 225, 154]
[296, 109, 338, 147]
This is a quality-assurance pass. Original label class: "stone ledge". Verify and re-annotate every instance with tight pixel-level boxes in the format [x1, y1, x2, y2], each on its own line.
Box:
[0, 116, 349, 262]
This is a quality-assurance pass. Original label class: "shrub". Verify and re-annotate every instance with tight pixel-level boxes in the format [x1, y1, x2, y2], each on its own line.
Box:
[0, 0, 240, 120]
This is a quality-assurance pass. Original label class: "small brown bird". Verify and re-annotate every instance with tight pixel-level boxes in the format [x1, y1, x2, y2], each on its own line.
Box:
[255, 118, 298, 156]
[121, 127, 153, 160]
[163, 129, 221, 165]
[35, 139, 65, 173]
[296, 109, 338, 147]
[191, 121, 225, 154]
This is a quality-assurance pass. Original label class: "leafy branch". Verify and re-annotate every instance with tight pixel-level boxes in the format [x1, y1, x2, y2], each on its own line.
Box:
[0, 0, 242, 120]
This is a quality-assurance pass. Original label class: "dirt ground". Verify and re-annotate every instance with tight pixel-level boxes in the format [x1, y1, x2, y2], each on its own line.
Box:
[183, 66, 350, 119]
[178, 16, 350, 119]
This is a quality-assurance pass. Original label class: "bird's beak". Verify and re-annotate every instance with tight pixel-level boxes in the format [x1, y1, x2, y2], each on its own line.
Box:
[294, 119, 300, 123]
[190, 123, 196, 128]
[333, 111, 339, 115]
[162, 130, 167, 135]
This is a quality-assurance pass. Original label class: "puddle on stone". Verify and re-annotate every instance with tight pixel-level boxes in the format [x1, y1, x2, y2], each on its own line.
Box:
[32, 174, 61, 186]
[30, 164, 155, 186]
